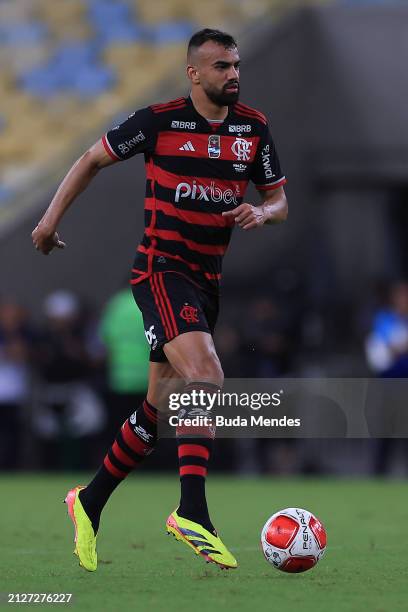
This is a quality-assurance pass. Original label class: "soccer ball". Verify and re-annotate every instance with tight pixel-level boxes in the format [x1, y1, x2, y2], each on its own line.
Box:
[261, 507, 327, 573]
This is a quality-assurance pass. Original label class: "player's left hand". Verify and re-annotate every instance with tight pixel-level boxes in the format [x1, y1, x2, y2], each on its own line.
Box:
[222, 203, 265, 230]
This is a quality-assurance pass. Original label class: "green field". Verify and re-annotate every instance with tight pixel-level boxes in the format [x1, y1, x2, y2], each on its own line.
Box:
[0, 475, 406, 611]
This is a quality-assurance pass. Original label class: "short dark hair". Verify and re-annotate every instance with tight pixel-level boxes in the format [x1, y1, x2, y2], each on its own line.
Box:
[187, 28, 237, 57]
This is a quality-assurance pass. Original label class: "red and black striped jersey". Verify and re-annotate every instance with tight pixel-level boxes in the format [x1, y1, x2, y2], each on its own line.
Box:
[103, 96, 286, 294]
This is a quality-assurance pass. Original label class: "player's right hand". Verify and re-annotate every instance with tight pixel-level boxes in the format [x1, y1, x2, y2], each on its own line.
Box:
[32, 222, 66, 255]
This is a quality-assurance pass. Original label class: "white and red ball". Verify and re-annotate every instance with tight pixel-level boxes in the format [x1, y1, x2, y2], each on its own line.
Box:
[261, 507, 327, 573]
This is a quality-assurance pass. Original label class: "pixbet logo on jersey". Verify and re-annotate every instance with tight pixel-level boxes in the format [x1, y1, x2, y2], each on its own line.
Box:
[175, 180, 240, 206]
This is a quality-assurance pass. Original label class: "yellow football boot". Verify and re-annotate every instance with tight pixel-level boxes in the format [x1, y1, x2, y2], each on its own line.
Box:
[166, 509, 238, 570]
[64, 486, 97, 572]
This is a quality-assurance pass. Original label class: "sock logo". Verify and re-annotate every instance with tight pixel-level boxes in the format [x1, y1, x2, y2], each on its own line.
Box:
[185, 407, 209, 418]
[133, 424, 154, 445]
[130, 411, 137, 424]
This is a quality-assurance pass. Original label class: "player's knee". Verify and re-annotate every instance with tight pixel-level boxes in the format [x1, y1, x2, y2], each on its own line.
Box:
[186, 353, 224, 387]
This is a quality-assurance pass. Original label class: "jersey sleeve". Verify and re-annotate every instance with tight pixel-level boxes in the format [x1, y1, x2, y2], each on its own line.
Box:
[250, 123, 287, 191]
[102, 107, 157, 161]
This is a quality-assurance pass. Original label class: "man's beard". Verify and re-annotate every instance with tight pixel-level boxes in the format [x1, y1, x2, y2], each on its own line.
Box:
[204, 82, 240, 106]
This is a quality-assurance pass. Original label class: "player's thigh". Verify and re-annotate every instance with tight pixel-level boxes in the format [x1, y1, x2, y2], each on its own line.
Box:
[164, 330, 223, 386]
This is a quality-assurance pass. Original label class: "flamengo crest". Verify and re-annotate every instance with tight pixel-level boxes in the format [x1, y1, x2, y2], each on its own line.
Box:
[231, 138, 253, 161]
[180, 304, 199, 323]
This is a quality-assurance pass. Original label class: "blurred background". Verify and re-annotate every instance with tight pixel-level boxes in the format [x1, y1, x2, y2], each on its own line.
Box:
[1, 0, 408, 477]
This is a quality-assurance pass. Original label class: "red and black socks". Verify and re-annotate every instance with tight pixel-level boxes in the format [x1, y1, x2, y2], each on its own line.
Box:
[79, 399, 158, 533]
[176, 382, 218, 534]
[78, 383, 218, 536]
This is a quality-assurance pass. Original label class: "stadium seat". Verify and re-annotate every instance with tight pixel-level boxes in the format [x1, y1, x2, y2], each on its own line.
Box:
[20, 65, 66, 98]
[135, 0, 194, 23]
[0, 22, 48, 46]
[54, 41, 98, 66]
[98, 23, 144, 45]
[73, 65, 116, 98]
[0, 185, 13, 205]
[147, 22, 195, 45]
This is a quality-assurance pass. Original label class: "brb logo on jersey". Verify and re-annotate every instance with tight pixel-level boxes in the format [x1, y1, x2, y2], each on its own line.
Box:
[175, 180, 240, 206]
[228, 124, 251, 133]
[231, 138, 253, 161]
[171, 120, 196, 130]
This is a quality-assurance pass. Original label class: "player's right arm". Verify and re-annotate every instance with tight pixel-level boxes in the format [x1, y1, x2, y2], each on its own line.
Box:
[32, 106, 158, 255]
[32, 140, 116, 255]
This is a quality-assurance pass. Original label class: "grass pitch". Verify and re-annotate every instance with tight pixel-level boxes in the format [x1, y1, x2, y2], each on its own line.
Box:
[0, 475, 406, 611]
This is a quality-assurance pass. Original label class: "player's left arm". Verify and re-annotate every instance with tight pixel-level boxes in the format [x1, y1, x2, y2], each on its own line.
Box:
[222, 186, 288, 230]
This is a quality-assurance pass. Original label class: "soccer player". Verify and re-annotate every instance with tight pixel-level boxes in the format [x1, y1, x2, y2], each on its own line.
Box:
[32, 28, 288, 571]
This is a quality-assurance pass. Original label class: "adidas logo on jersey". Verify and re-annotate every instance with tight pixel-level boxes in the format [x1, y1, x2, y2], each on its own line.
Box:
[179, 141, 195, 151]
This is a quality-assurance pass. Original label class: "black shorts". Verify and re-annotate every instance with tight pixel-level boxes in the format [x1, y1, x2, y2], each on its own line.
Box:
[132, 272, 219, 362]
